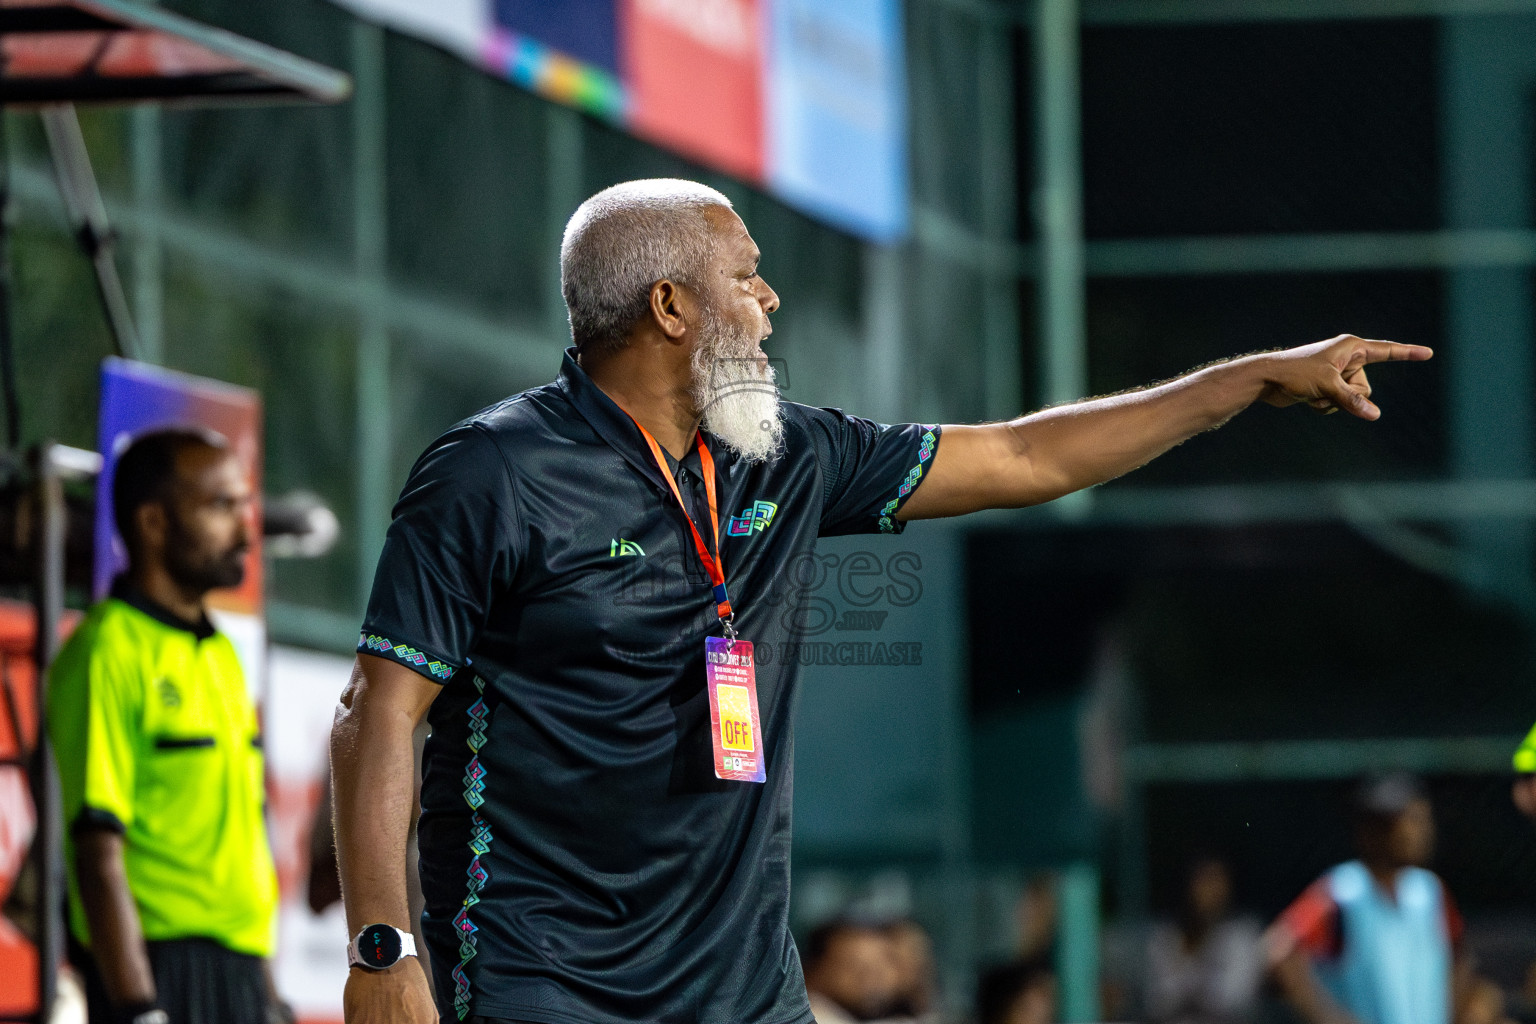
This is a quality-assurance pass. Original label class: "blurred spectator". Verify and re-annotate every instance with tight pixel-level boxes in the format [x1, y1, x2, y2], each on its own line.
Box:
[46, 428, 282, 1024]
[1265, 774, 1476, 1024]
[977, 957, 1056, 1024]
[884, 918, 939, 1021]
[1015, 875, 1058, 963]
[804, 918, 902, 1023]
[1511, 723, 1536, 819]
[1144, 854, 1264, 1024]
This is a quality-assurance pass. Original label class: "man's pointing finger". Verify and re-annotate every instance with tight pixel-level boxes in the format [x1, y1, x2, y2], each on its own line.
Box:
[1359, 340, 1434, 363]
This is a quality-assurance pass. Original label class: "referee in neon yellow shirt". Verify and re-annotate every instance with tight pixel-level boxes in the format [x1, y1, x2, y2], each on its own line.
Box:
[47, 428, 279, 1024]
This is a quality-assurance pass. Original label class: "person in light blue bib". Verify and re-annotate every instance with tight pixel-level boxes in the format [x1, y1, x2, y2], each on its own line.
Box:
[1266, 774, 1468, 1024]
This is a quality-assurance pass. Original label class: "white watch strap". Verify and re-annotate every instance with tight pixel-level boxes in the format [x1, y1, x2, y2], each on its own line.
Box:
[347, 925, 418, 968]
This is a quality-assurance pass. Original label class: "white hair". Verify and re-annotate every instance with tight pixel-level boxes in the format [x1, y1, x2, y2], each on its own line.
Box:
[560, 179, 734, 354]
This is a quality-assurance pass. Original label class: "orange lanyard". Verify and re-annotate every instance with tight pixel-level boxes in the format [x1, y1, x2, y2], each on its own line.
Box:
[627, 417, 736, 636]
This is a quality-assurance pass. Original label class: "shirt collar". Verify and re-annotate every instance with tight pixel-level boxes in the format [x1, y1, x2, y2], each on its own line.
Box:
[109, 577, 218, 641]
[557, 346, 706, 490]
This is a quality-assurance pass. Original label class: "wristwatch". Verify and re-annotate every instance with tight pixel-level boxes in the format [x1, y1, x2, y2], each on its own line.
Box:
[117, 1008, 168, 1024]
[347, 923, 418, 970]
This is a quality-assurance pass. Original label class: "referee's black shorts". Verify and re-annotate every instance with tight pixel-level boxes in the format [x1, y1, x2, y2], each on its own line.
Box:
[74, 936, 270, 1024]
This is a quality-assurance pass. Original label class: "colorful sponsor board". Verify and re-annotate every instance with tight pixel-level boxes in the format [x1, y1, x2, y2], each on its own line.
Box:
[0, 602, 81, 1020]
[94, 357, 264, 612]
[327, 0, 908, 241]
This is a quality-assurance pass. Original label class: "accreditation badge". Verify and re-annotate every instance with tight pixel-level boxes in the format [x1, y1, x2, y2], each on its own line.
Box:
[705, 636, 766, 783]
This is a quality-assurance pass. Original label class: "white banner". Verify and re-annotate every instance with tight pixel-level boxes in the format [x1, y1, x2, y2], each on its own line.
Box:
[328, 0, 487, 62]
[266, 645, 354, 1024]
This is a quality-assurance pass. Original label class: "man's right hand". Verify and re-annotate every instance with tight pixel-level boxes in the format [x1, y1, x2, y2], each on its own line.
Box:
[343, 958, 437, 1023]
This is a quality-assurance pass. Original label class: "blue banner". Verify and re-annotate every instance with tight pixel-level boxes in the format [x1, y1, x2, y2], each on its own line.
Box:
[766, 0, 909, 242]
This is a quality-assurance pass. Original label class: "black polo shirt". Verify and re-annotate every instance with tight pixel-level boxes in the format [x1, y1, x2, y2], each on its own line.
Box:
[359, 349, 939, 1024]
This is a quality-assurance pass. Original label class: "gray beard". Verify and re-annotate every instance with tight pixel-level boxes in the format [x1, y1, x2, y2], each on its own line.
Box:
[690, 311, 784, 464]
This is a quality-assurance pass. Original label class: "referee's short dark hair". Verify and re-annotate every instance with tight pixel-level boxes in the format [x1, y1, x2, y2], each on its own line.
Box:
[112, 426, 229, 551]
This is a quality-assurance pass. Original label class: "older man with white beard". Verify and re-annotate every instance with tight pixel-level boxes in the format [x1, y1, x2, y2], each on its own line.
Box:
[332, 179, 1431, 1024]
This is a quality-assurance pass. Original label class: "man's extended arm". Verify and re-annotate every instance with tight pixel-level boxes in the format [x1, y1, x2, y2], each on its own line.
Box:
[898, 335, 1433, 519]
[75, 829, 157, 1011]
[332, 653, 440, 1024]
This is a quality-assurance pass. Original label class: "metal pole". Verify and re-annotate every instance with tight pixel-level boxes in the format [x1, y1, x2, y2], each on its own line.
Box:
[40, 105, 143, 362]
[1115, 683, 1151, 922]
[1034, 0, 1090, 513]
[0, 114, 23, 449]
[1440, 16, 1536, 616]
[933, 526, 976, 1016]
[862, 244, 906, 424]
[351, 22, 391, 609]
[1055, 860, 1101, 1023]
[130, 106, 165, 364]
[978, 18, 1021, 420]
[31, 442, 67, 1024]
[544, 104, 583, 344]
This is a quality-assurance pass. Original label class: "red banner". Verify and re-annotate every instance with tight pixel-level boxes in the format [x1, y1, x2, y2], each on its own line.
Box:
[620, 0, 765, 181]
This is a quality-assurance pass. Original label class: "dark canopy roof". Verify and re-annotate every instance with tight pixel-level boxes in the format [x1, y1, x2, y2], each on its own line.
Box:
[1, 0, 350, 107]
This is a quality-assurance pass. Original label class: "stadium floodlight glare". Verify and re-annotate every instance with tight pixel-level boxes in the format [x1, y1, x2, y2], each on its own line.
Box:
[0, 0, 352, 107]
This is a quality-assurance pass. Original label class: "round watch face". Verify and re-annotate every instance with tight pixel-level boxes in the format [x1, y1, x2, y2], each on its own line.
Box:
[357, 925, 402, 969]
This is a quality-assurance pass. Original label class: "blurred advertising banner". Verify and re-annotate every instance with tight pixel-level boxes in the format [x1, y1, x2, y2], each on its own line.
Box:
[622, 0, 767, 182]
[765, 1, 907, 241]
[95, 357, 266, 685]
[0, 604, 78, 1019]
[327, 0, 909, 241]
